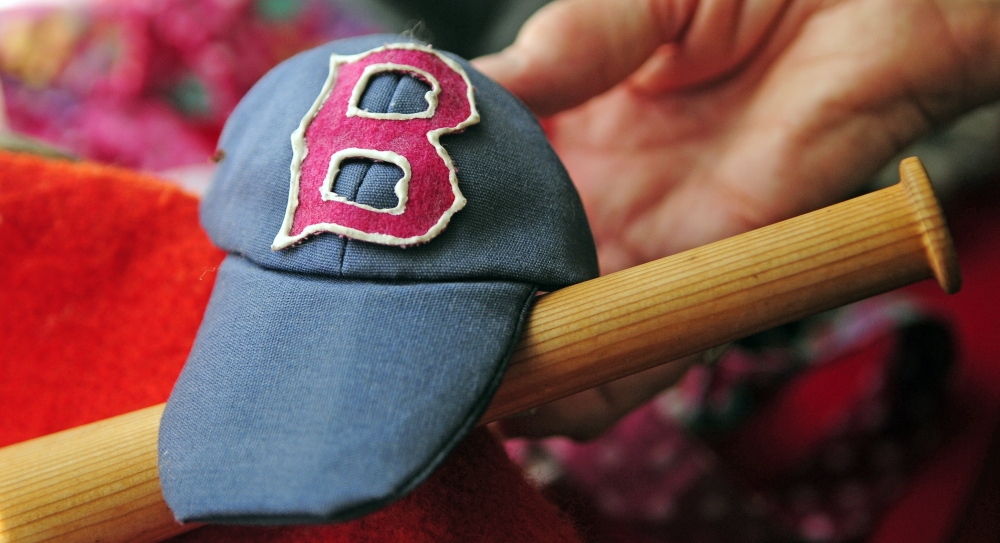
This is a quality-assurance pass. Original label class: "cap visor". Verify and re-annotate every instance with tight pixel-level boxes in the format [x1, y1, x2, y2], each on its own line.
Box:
[159, 254, 534, 523]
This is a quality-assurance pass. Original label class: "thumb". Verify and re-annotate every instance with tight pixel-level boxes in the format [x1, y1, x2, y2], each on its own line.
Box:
[473, 0, 697, 116]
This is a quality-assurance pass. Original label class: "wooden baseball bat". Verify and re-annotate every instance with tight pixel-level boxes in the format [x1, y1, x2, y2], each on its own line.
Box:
[0, 157, 960, 543]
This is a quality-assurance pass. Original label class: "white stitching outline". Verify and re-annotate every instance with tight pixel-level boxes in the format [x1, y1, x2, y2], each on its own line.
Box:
[319, 148, 410, 214]
[346, 63, 440, 120]
[273, 42, 479, 250]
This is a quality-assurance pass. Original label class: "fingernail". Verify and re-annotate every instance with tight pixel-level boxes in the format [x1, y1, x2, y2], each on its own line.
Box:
[471, 50, 524, 83]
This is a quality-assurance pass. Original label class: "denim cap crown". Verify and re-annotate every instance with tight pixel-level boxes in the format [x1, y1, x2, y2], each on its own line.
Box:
[202, 34, 598, 289]
[159, 35, 598, 525]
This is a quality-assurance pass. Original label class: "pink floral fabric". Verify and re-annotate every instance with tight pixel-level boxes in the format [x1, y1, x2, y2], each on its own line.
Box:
[509, 295, 953, 543]
[0, 0, 376, 171]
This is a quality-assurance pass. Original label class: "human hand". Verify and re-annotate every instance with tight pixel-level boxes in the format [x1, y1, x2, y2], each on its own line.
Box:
[476, 0, 1000, 274]
[475, 0, 1000, 440]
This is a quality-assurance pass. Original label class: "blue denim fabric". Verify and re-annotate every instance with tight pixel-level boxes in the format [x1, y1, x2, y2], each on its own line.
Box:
[358, 71, 431, 115]
[334, 158, 404, 210]
[160, 34, 598, 525]
[160, 256, 534, 523]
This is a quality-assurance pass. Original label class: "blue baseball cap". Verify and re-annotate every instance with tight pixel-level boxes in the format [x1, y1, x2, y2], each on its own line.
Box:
[158, 34, 597, 524]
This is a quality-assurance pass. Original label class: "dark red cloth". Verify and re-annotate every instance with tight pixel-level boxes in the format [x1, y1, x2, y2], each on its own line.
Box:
[0, 151, 581, 543]
[511, 179, 1000, 543]
[868, 181, 1000, 543]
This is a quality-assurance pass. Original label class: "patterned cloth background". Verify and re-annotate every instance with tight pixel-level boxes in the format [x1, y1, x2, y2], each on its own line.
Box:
[0, 0, 375, 173]
[508, 296, 953, 543]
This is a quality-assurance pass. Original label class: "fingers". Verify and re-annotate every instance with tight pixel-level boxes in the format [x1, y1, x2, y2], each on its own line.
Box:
[473, 0, 699, 116]
[934, 0, 1000, 109]
[630, 0, 799, 92]
[473, 0, 805, 116]
[497, 347, 728, 441]
[627, 1, 1000, 263]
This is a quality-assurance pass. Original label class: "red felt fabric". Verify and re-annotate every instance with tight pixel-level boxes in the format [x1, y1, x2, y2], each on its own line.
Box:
[0, 151, 581, 543]
[293, 47, 473, 244]
[0, 152, 224, 444]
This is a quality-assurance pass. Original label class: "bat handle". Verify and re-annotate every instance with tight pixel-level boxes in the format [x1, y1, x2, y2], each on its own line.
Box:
[898, 156, 961, 294]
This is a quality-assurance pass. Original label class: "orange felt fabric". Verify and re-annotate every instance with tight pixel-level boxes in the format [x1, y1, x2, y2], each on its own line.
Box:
[0, 151, 580, 543]
[0, 151, 225, 444]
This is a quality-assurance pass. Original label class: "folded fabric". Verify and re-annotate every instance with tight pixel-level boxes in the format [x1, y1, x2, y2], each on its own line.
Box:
[509, 295, 955, 543]
[157, 34, 599, 524]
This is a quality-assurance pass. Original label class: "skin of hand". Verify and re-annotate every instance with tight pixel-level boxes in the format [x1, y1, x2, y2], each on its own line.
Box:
[474, 0, 1000, 441]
